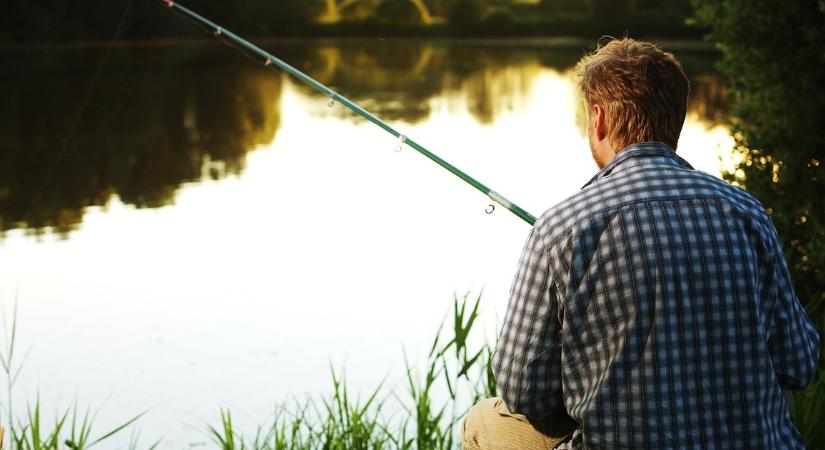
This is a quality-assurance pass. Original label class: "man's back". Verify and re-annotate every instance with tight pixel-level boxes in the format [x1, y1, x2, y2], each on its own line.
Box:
[492, 142, 820, 449]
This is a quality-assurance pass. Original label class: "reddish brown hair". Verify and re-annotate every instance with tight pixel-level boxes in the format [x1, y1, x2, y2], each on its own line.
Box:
[575, 38, 690, 151]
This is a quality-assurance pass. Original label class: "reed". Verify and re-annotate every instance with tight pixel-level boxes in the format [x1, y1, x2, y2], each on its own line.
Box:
[207, 292, 496, 450]
[0, 304, 156, 450]
[8, 401, 153, 450]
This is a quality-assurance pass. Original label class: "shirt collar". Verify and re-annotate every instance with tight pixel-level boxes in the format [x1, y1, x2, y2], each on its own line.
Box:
[582, 141, 693, 188]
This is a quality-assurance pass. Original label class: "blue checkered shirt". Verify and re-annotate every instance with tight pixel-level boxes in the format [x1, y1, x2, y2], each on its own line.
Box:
[493, 142, 821, 449]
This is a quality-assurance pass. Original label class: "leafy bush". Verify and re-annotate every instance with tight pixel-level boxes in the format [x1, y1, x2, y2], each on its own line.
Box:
[483, 7, 519, 34]
[691, 0, 825, 446]
[448, 0, 483, 36]
[375, 0, 425, 27]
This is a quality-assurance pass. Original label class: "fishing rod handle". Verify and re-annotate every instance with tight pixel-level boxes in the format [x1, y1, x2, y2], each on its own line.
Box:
[489, 191, 537, 225]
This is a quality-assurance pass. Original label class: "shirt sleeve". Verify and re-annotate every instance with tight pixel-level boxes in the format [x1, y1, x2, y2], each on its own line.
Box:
[765, 224, 821, 390]
[492, 226, 566, 420]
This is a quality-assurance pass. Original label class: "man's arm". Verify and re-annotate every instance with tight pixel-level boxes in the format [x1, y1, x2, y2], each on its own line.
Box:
[765, 224, 820, 390]
[492, 226, 566, 420]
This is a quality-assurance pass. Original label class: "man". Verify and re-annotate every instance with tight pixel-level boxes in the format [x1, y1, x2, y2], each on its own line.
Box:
[462, 38, 821, 449]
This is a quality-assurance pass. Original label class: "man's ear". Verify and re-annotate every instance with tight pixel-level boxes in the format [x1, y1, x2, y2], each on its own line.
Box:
[591, 103, 606, 142]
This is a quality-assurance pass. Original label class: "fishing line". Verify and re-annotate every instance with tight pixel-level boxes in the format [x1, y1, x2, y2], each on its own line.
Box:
[160, 0, 537, 226]
[26, 0, 135, 219]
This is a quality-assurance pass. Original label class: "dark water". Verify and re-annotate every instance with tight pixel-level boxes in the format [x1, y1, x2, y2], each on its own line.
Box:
[0, 39, 726, 236]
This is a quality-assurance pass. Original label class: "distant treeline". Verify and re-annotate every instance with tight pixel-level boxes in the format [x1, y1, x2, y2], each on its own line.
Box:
[2, 0, 702, 44]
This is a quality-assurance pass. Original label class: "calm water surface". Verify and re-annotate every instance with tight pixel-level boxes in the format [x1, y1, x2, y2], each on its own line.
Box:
[0, 40, 732, 447]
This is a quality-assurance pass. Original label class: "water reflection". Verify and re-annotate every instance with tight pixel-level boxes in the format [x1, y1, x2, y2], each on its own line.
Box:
[0, 41, 727, 236]
[0, 46, 280, 235]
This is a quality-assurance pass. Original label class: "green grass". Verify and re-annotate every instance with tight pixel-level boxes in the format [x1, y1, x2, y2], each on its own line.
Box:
[7, 401, 155, 450]
[207, 292, 495, 450]
[0, 301, 158, 450]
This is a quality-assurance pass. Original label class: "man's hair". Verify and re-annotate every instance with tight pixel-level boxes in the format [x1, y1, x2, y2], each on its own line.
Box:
[575, 38, 690, 151]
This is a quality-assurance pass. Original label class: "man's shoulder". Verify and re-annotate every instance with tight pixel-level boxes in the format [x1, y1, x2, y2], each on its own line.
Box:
[532, 164, 771, 250]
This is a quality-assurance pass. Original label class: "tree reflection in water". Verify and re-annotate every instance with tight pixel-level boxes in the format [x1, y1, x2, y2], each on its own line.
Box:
[0, 41, 726, 237]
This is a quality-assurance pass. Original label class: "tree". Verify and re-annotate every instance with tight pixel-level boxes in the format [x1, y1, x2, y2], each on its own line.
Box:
[423, 0, 456, 17]
[410, 0, 435, 24]
[374, 0, 433, 25]
[238, 0, 325, 35]
[692, 0, 825, 444]
[1, 48, 281, 233]
[537, 0, 589, 13]
[448, 0, 483, 35]
[583, 0, 635, 34]
[585, 0, 634, 18]
[375, 0, 424, 25]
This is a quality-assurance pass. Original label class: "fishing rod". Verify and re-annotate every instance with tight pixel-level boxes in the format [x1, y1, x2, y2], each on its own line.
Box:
[160, 0, 537, 226]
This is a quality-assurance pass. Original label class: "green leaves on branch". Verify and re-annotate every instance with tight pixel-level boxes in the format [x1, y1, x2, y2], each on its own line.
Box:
[691, 1, 825, 446]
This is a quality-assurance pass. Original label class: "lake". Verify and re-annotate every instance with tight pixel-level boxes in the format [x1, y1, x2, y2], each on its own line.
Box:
[0, 39, 733, 448]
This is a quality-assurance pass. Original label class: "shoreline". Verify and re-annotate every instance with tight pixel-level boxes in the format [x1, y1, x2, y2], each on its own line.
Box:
[0, 36, 717, 53]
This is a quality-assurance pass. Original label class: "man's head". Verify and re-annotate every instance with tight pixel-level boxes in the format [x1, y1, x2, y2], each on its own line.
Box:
[575, 38, 690, 168]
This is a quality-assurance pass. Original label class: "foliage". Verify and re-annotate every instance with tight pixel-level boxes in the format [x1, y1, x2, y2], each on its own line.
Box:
[422, 0, 457, 17]
[690, 0, 825, 346]
[375, 0, 426, 26]
[1, 302, 31, 447]
[0, 0, 324, 43]
[585, 0, 634, 19]
[483, 7, 519, 33]
[691, 0, 825, 446]
[540, 0, 693, 13]
[447, 0, 484, 35]
[207, 293, 497, 449]
[791, 319, 825, 450]
[0, 0, 704, 43]
[8, 403, 152, 450]
[1, 305, 154, 450]
[236, 1, 325, 35]
[0, 46, 281, 235]
[537, 0, 589, 13]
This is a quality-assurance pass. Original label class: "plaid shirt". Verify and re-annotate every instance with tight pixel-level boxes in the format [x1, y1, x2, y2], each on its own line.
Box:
[493, 142, 820, 449]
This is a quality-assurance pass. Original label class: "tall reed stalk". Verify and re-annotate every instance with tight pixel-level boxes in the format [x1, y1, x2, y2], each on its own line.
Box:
[1, 301, 29, 446]
[0, 303, 155, 450]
